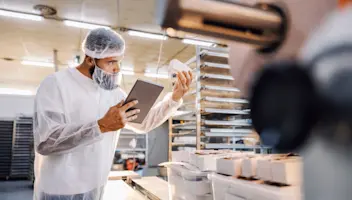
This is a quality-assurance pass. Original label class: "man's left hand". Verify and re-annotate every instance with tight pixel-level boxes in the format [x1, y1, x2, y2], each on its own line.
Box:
[172, 71, 193, 102]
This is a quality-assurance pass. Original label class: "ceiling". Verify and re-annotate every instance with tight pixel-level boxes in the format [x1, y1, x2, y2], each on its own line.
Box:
[0, 0, 198, 95]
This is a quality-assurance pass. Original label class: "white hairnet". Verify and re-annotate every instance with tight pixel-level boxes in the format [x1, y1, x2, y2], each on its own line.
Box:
[82, 28, 125, 59]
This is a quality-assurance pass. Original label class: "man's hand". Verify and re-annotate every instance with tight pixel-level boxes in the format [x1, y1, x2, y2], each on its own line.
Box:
[98, 100, 140, 133]
[172, 71, 193, 102]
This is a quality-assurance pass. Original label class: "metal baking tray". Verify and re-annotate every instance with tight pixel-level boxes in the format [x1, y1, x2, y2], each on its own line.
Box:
[202, 108, 248, 115]
[203, 131, 254, 137]
[203, 143, 268, 149]
[201, 62, 230, 70]
[202, 85, 240, 93]
[203, 119, 252, 126]
[172, 130, 197, 137]
[205, 128, 252, 133]
[172, 143, 197, 147]
[200, 50, 229, 64]
[202, 97, 248, 104]
[201, 73, 234, 81]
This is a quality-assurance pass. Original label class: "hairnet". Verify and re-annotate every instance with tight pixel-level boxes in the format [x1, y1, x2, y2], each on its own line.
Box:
[82, 28, 125, 59]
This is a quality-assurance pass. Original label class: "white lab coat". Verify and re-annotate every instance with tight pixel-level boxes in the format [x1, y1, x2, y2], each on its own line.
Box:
[33, 68, 182, 200]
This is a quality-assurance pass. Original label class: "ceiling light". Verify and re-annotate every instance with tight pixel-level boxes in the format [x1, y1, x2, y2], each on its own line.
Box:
[0, 9, 43, 21]
[128, 30, 167, 40]
[0, 88, 34, 96]
[182, 39, 215, 47]
[144, 73, 169, 79]
[121, 66, 134, 71]
[121, 71, 135, 76]
[63, 20, 110, 30]
[21, 60, 54, 68]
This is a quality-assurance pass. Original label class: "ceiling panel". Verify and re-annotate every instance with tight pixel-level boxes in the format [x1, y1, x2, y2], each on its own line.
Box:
[0, 0, 196, 94]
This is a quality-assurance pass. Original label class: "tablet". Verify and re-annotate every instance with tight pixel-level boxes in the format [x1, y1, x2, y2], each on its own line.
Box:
[124, 79, 164, 124]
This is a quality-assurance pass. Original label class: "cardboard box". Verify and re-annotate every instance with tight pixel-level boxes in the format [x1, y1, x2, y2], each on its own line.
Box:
[216, 156, 244, 176]
[271, 158, 302, 185]
[256, 158, 273, 181]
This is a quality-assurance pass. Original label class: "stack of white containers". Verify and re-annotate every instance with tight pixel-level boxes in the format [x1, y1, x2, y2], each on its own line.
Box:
[212, 154, 302, 200]
[168, 150, 241, 200]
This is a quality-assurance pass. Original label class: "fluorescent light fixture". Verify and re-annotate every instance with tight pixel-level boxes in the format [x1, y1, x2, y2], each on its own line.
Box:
[128, 30, 167, 40]
[0, 88, 33, 96]
[21, 60, 54, 68]
[0, 9, 43, 21]
[144, 72, 169, 79]
[121, 70, 135, 75]
[182, 39, 214, 47]
[121, 66, 134, 71]
[64, 20, 110, 30]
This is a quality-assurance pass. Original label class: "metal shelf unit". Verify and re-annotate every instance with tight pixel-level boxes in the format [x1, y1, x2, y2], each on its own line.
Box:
[116, 129, 149, 165]
[0, 120, 14, 179]
[10, 116, 34, 179]
[170, 46, 268, 157]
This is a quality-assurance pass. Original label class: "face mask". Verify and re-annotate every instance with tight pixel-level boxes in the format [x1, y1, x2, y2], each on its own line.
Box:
[91, 61, 120, 90]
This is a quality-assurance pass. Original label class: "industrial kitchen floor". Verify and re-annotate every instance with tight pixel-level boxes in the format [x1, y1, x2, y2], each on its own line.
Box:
[0, 180, 33, 200]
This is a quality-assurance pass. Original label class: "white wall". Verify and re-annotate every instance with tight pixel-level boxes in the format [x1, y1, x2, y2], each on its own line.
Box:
[0, 95, 35, 118]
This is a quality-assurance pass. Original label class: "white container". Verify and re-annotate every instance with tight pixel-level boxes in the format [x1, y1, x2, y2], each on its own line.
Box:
[210, 173, 302, 200]
[172, 151, 192, 163]
[256, 158, 273, 181]
[241, 156, 260, 178]
[167, 164, 212, 199]
[189, 150, 237, 171]
[216, 156, 244, 176]
[271, 158, 302, 185]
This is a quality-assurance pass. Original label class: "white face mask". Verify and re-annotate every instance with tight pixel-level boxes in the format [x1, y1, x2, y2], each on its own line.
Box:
[92, 62, 120, 90]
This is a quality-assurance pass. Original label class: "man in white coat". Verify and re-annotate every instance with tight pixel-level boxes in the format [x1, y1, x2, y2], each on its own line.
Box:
[33, 28, 192, 200]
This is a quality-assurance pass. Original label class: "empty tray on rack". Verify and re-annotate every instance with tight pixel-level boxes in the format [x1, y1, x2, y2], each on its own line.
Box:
[201, 108, 248, 115]
[201, 73, 234, 81]
[204, 143, 266, 149]
[203, 97, 248, 104]
[200, 50, 229, 64]
[203, 119, 252, 127]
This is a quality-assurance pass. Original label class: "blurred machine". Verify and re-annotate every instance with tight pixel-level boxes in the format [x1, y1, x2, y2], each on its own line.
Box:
[157, 0, 351, 200]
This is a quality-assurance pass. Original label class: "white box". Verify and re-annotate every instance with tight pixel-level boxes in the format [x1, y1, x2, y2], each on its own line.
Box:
[172, 151, 192, 163]
[271, 158, 302, 185]
[256, 158, 272, 181]
[189, 150, 236, 171]
[216, 157, 243, 176]
[241, 156, 259, 178]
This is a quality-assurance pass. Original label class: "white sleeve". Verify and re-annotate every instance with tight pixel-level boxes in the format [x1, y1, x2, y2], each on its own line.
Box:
[124, 92, 182, 133]
[33, 75, 103, 156]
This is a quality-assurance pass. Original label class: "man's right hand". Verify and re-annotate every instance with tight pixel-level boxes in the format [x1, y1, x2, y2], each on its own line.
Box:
[98, 100, 140, 133]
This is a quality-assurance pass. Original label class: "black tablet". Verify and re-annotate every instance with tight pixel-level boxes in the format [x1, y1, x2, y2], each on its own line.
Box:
[124, 79, 164, 124]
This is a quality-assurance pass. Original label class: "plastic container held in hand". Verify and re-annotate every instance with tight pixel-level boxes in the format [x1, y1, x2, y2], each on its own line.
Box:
[209, 173, 302, 200]
[167, 164, 212, 199]
[169, 59, 192, 74]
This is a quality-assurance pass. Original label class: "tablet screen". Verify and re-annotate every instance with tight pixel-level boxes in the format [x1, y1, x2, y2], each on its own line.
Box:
[123, 79, 164, 124]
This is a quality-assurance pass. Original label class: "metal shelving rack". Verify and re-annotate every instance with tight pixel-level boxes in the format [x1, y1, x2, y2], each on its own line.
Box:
[10, 116, 34, 179]
[116, 129, 148, 165]
[169, 46, 269, 157]
[0, 120, 14, 179]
